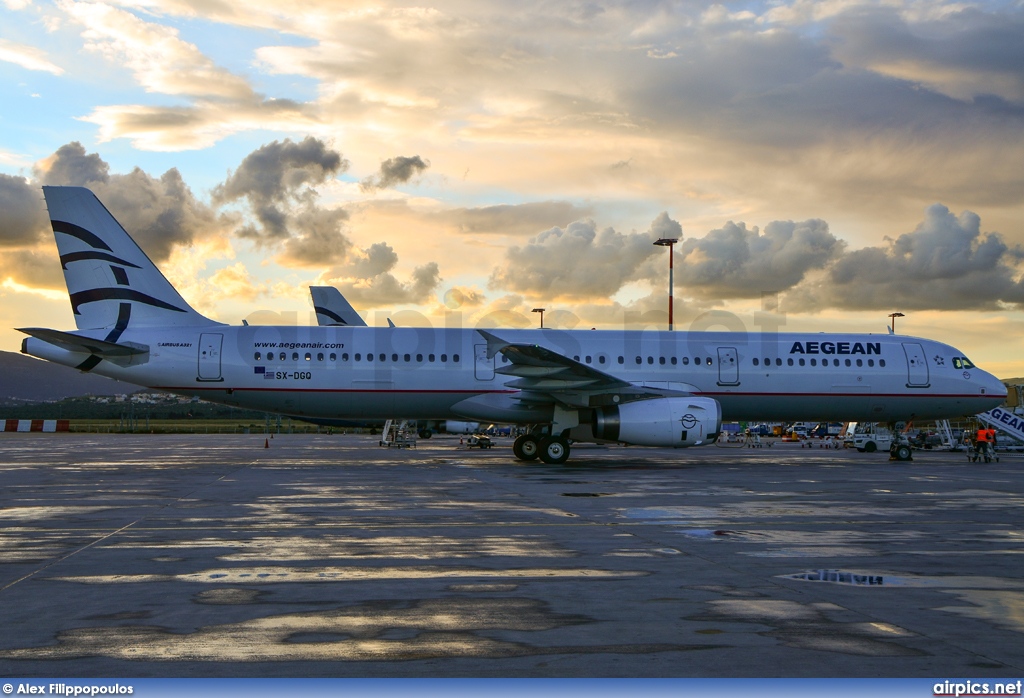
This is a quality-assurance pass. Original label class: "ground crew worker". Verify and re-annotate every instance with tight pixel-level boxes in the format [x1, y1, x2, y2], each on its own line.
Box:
[976, 426, 992, 460]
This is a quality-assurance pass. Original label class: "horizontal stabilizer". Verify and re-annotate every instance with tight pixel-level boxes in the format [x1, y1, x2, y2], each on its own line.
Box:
[17, 327, 148, 357]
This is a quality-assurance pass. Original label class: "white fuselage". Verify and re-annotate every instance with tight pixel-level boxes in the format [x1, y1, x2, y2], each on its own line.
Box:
[25, 326, 1007, 423]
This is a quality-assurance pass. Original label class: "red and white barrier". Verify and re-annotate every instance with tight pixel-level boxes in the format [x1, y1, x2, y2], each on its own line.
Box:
[1, 420, 70, 432]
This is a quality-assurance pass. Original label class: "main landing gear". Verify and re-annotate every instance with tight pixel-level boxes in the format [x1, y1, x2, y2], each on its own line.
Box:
[513, 433, 571, 464]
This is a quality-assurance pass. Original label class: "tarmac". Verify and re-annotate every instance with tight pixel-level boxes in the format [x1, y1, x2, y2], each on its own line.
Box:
[0, 432, 1022, 677]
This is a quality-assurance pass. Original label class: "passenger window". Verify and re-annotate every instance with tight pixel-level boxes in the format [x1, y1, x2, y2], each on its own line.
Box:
[880, 359, 886, 367]
[787, 358, 794, 366]
[617, 356, 623, 364]
[441, 354, 448, 362]
[292, 352, 299, 361]
[775, 358, 782, 366]
[453, 354, 460, 362]
[659, 357, 665, 365]
[811, 359, 817, 366]
[305, 352, 311, 361]
[647, 356, 654, 364]
[693, 357, 700, 365]
[856, 358, 862, 367]
[574, 355, 580, 362]
[799, 358, 805, 366]
[429, 354, 435, 362]
[635, 356, 642, 364]
[392, 353, 398, 362]
[706, 357, 713, 365]
[379, 353, 385, 361]
[586, 356, 592, 364]
[599, 356, 606, 364]
[671, 357, 677, 365]
[845, 359, 850, 367]
[682, 357, 690, 365]
[868, 359, 874, 367]
[254, 352, 261, 361]
[753, 358, 760, 366]
[416, 354, 423, 362]
[404, 354, 411, 362]
[355, 353, 361, 361]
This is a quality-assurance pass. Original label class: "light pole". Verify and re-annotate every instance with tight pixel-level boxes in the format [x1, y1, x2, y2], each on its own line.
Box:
[654, 237, 679, 330]
[532, 308, 545, 329]
[889, 312, 905, 333]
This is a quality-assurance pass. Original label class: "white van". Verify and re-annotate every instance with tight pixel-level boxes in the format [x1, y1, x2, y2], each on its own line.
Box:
[853, 424, 892, 453]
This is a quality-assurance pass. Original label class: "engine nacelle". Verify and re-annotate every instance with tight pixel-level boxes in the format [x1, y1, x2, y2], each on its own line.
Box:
[593, 397, 722, 447]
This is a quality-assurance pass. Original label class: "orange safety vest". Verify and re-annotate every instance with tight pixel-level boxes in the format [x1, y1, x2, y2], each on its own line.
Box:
[976, 428, 991, 442]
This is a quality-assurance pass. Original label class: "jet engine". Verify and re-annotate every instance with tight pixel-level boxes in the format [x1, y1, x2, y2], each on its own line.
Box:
[593, 397, 722, 447]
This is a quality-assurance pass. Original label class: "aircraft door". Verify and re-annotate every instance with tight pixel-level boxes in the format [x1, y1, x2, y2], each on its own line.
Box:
[902, 342, 930, 387]
[474, 343, 494, 381]
[717, 347, 739, 386]
[198, 333, 224, 382]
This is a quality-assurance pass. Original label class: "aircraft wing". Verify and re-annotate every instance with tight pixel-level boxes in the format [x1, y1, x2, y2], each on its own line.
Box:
[477, 330, 693, 408]
[17, 327, 148, 357]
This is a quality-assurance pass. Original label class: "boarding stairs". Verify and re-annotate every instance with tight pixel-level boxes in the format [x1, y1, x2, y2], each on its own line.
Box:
[380, 419, 417, 448]
[975, 408, 1024, 451]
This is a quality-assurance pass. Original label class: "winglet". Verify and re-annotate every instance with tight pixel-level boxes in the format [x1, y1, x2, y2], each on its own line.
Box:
[477, 329, 511, 359]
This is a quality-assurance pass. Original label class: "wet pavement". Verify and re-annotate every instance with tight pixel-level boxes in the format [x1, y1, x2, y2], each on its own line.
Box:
[0, 433, 1022, 676]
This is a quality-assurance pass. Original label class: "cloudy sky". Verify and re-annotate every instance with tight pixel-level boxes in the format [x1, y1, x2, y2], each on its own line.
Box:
[2, 0, 1024, 376]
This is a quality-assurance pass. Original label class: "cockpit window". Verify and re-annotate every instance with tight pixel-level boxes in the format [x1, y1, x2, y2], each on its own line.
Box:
[952, 357, 975, 370]
[962, 357, 975, 369]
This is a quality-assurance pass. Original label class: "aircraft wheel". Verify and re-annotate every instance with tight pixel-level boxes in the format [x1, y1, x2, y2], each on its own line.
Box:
[864, 441, 877, 453]
[538, 436, 570, 464]
[894, 444, 913, 461]
[513, 434, 540, 461]
[418, 430, 432, 439]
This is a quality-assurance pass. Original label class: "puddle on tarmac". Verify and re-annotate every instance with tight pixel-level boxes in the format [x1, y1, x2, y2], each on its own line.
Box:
[194, 588, 267, 605]
[779, 569, 1024, 589]
[782, 570, 886, 586]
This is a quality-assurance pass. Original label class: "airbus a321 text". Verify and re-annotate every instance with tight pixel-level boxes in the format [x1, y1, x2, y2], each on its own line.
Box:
[19, 187, 1007, 463]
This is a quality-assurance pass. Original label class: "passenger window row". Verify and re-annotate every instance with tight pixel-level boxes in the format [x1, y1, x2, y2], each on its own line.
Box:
[753, 357, 887, 368]
[254, 352, 461, 364]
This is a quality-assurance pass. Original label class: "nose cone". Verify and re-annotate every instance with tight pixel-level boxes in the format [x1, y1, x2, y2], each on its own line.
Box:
[983, 372, 1007, 399]
[981, 370, 1008, 401]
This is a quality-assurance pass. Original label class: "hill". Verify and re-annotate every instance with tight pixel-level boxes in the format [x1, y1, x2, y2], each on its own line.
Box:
[0, 350, 137, 404]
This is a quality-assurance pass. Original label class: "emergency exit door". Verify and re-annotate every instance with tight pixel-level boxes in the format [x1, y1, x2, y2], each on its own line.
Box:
[474, 343, 494, 380]
[717, 347, 739, 386]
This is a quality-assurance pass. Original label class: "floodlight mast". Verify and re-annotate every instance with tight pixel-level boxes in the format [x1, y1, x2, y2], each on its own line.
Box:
[654, 238, 679, 330]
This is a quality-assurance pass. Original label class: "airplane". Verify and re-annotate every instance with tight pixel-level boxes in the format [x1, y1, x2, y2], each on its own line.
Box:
[310, 285, 367, 327]
[18, 186, 1008, 464]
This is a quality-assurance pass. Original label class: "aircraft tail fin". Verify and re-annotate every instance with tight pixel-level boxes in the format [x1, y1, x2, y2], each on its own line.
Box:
[310, 286, 367, 326]
[42, 186, 219, 330]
